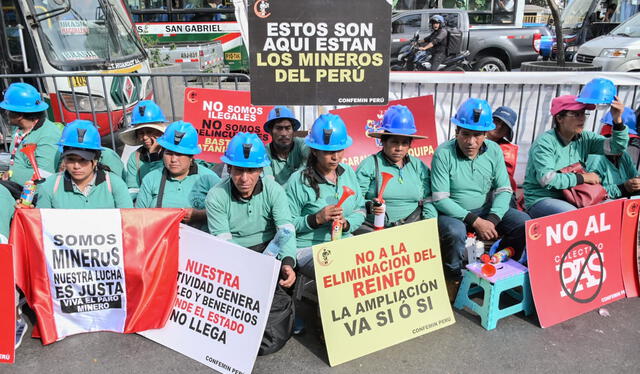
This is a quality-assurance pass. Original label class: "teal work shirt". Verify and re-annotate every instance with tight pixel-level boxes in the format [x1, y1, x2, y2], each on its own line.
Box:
[431, 139, 512, 222]
[206, 176, 296, 266]
[54, 147, 124, 180]
[136, 163, 216, 209]
[263, 137, 309, 185]
[190, 173, 222, 210]
[124, 148, 164, 199]
[286, 164, 366, 248]
[356, 152, 437, 225]
[9, 119, 62, 186]
[523, 128, 629, 209]
[36, 170, 133, 209]
[586, 153, 638, 199]
[0, 185, 15, 242]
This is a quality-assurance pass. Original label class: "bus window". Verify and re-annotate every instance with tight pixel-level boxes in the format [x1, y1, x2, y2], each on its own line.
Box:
[1, 0, 22, 58]
[391, 13, 421, 34]
[126, 0, 167, 22]
[394, 0, 435, 10]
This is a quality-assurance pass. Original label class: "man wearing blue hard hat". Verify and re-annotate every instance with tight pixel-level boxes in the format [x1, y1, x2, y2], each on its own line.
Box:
[36, 120, 132, 209]
[431, 98, 529, 300]
[0, 82, 61, 186]
[206, 132, 296, 355]
[586, 107, 640, 198]
[262, 105, 308, 185]
[118, 100, 167, 199]
[136, 121, 218, 229]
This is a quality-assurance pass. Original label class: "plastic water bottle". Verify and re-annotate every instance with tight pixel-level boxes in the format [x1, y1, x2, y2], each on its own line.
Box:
[264, 227, 293, 257]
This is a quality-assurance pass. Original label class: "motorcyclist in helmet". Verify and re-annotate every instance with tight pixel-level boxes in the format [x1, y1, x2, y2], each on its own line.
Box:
[418, 15, 448, 71]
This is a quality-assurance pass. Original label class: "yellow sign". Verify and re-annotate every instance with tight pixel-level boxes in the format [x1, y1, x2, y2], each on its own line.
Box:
[313, 219, 455, 366]
[225, 52, 242, 61]
[69, 76, 87, 88]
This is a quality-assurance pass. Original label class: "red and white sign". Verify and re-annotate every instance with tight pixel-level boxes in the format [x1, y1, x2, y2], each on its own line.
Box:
[526, 200, 626, 328]
[329, 95, 438, 168]
[184, 88, 273, 163]
[621, 199, 640, 297]
[10, 208, 184, 344]
[140, 225, 280, 374]
[0, 244, 14, 364]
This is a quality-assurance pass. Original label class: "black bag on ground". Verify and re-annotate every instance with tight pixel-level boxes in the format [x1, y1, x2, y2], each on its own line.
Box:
[258, 284, 294, 356]
[446, 27, 462, 56]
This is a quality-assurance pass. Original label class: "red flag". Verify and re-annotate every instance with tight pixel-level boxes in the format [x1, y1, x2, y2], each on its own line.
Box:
[10, 208, 184, 344]
[0, 244, 14, 363]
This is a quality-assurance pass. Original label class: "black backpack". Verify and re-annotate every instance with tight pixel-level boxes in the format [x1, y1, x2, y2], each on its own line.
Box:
[446, 27, 462, 56]
[258, 284, 294, 356]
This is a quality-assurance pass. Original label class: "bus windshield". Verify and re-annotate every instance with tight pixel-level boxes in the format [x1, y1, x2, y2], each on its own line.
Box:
[32, 0, 145, 70]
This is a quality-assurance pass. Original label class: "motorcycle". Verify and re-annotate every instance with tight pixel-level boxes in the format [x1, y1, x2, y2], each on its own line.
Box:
[391, 30, 472, 72]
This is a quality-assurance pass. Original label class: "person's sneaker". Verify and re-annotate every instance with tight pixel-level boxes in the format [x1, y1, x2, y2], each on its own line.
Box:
[293, 316, 305, 335]
[15, 316, 27, 349]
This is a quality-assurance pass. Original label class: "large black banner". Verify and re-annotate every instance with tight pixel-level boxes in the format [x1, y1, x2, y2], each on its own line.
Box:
[248, 0, 391, 106]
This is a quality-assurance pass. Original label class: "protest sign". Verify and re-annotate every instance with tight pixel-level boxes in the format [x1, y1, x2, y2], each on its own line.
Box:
[526, 201, 626, 328]
[313, 219, 454, 366]
[330, 95, 438, 168]
[183, 88, 273, 163]
[0, 244, 14, 364]
[140, 225, 280, 374]
[621, 199, 639, 297]
[10, 208, 183, 344]
[248, 0, 391, 105]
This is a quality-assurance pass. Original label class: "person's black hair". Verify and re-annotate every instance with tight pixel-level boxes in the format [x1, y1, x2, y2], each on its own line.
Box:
[302, 151, 321, 199]
[7, 110, 45, 121]
[380, 134, 413, 144]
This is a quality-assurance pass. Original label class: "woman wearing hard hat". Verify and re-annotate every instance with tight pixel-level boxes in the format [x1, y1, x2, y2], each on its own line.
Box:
[586, 107, 640, 199]
[135, 121, 218, 229]
[355, 105, 436, 233]
[524, 78, 628, 218]
[118, 100, 167, 199]
[286, 113, 366, 280]
[36, 120, 133, 208]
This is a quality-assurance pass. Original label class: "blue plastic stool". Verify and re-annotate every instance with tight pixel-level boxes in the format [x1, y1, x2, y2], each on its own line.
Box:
[453, 260, 534, 330]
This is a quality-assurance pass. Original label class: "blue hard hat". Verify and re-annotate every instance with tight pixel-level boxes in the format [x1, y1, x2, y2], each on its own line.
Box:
[264, 106, 301, 132]
[0, 82, 49, 113]
[305, 113, 353, 151]
[492, 106, 517, 141]
[430, 15, 445, 26]
[156, 121, 201, 155]
[577, 78, 617, 105]
[601, 107, 637, 135]
[370, 105, 427, 139]
[221, 132, 270, 168]
[58, 120, 102, 150]
[452, 98, 495, 131]
[131, 100, 166, 125]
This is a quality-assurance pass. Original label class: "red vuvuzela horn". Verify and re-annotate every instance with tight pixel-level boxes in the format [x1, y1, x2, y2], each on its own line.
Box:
[20, 143, 45, 182]
[336, 185, 355, 208]
[376, 172, 394, 203]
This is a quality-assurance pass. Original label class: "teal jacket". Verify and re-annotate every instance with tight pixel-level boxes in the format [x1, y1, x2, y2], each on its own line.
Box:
[286, 164, 366, 248]
[431, 139, 512, 224]
[9, 119, 61, 185]
[356, 151, 437, 225]
[124, 148, 164, 199]
[523, 127, 629, 209]
[586, 153, 638, 199]
[263, 137, 309, 185]
[0, 185, 15, 242]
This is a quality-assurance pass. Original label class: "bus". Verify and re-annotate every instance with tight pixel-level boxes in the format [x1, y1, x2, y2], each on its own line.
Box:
[393, 0, 526, 28]
[127, 0, 249, 71]
[0, 0, 152, 137]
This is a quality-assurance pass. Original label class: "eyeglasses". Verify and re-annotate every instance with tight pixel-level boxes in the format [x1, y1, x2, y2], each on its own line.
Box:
[564, 111, 589, 118]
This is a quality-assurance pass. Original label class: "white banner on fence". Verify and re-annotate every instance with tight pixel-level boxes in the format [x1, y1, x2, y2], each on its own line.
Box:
[140, 225, 280, 374]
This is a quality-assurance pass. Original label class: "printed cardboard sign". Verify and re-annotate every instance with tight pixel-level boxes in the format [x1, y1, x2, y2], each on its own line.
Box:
[0, 244, 14, 364]
[526, 201, 627, 328]
[140, 225, 280, 374]
[248, 0, 391, 105]
[313, 219, 454, 366]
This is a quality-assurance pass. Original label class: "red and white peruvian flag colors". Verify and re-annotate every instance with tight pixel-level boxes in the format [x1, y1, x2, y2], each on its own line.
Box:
[10, 208, 184, 344]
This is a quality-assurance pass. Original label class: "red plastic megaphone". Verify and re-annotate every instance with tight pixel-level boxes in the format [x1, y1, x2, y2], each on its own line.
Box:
[376, 172, 394, 204]
[20, 143, 45, 183]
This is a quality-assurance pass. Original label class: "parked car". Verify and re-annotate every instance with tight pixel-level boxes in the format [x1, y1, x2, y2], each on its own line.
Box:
[391, 9, 550, 71]
[574, 12, 640, 72]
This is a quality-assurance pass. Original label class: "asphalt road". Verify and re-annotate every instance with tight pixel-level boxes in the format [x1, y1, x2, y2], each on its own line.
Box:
[4, 296, 640, 374]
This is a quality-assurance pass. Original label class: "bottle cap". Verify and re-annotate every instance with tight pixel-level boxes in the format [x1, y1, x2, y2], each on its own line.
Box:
[481, 264, 496, 277]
